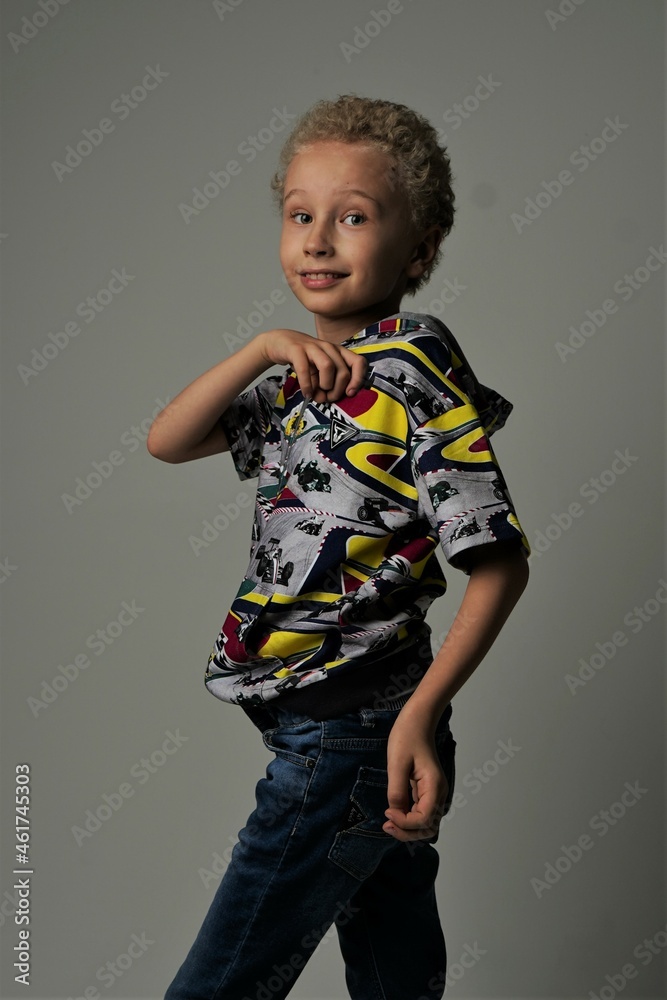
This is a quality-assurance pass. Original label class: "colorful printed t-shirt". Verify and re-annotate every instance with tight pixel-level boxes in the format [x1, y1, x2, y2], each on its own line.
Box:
[207, 312, 530, 715]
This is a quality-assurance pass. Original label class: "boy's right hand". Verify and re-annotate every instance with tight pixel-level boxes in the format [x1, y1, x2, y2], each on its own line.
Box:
[258, 329, 368, 404]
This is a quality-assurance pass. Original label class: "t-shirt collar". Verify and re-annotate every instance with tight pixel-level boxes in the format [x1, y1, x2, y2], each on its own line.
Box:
[339, 313, 424, 347]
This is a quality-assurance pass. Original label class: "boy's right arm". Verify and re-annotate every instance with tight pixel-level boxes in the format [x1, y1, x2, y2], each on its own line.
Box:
[146, 332, 271, 464]
[146, 329, 368, 464]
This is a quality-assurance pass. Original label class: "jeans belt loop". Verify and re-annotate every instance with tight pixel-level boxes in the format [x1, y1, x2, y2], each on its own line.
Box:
[372, 690, 414, 711]
[359, 707, 376, 728]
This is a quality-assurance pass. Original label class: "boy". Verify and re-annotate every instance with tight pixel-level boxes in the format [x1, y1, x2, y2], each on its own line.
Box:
[151, 95, 530, 1000]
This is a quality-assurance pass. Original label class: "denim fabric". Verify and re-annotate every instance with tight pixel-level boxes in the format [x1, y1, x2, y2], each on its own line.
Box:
[164, 696, 456, 1000]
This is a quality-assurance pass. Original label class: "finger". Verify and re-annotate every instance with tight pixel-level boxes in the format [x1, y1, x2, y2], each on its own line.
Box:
[302, 346, 340, 397]
[384, 822, 439, 842]
[384, 804, 432, 831]
[385, 763, 413, 818]
[277, 337, 344, 401]
[319, 348, 355, 400]
[291, 352, 317, 399]
[383, 816, 438, 842]
[305, 353, 352, 403]
[341, 350, 369, 395]
[384, 789, 445, 832]
[384, 802, 443, 841]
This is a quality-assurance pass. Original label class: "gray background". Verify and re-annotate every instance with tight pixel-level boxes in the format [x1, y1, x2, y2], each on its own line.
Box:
[1, 0, 665, 997]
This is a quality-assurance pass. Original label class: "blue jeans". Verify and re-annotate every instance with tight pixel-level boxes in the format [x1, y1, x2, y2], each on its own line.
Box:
[164, 693, 456, 1000]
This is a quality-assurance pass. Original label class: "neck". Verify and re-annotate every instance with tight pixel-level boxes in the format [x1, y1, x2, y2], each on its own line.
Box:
[313, 300, 405, 346]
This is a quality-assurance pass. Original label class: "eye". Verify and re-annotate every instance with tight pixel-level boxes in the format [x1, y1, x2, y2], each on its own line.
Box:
[342, 212, 365, 226]
[289, 211, 312, 224]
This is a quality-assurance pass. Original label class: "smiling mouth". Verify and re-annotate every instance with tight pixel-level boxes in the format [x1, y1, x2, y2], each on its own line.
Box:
[300, 271, 348, 279]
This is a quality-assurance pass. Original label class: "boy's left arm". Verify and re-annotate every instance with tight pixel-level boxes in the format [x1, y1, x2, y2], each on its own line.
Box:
[383, 540, 530, 841]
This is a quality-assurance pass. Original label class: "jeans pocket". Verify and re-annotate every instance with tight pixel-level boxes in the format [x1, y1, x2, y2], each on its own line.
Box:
[261, 724, 318, 769]
[327, 765, 396, 880]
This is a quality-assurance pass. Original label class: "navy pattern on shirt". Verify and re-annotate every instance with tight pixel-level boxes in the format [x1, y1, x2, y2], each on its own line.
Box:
[206, 313, 530, 710]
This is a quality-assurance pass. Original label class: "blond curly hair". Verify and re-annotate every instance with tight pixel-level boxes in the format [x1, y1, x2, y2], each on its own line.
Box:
[270, 94, 456, 295]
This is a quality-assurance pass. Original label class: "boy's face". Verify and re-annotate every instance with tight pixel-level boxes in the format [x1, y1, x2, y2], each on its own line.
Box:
[279, 140, 433, 343]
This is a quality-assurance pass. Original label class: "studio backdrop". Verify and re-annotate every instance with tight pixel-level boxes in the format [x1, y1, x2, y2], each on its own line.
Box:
[1, 1, 664, 997]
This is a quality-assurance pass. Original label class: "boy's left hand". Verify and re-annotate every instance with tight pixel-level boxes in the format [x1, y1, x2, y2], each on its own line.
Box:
[382, 711, 449, 841]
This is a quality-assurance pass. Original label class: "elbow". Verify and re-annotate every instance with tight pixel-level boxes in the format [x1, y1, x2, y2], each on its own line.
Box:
[146, 433, 181, 463]
[146, 424, 161, 459]
[146, 433, 164, 460]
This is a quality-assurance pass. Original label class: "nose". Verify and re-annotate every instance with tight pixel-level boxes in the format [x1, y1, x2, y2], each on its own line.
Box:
[303, 218, 334, 256]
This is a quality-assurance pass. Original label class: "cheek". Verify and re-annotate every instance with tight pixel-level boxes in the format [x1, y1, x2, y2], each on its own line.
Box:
[278, 234, 292, 266]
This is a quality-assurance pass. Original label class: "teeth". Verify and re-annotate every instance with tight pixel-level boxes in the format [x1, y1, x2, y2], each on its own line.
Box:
[304, 272, 343, 278]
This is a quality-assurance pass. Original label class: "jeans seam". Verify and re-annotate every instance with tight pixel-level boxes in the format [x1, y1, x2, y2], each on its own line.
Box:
[211, 729, 322, 998]
[363, 903, 388, 1000]
[289, 726, 322, 840]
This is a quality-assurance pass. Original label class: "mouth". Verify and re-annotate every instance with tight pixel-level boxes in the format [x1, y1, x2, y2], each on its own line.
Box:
[298, 269, 349, 288]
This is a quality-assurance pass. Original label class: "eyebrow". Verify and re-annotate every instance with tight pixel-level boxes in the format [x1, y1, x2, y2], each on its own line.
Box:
[284, 187, 382, 207]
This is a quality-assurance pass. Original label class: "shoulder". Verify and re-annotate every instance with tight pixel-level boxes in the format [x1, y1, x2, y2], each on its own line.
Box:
[363, 319, 461, 409]
[364, 319, 454, 378]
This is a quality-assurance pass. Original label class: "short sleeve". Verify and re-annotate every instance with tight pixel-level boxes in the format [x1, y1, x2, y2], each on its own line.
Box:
[406, 332, 531, 574]
[217, 373, 283, 481]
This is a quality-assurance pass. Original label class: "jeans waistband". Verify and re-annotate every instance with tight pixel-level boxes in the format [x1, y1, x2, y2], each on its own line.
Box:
[370, 688, 419, 710]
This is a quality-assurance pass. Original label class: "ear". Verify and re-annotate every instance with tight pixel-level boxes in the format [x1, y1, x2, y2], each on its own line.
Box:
[405, 226, 444, 279]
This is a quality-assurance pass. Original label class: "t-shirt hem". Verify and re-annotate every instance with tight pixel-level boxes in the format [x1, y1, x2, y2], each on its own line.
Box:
[267, 633, 435, 721]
